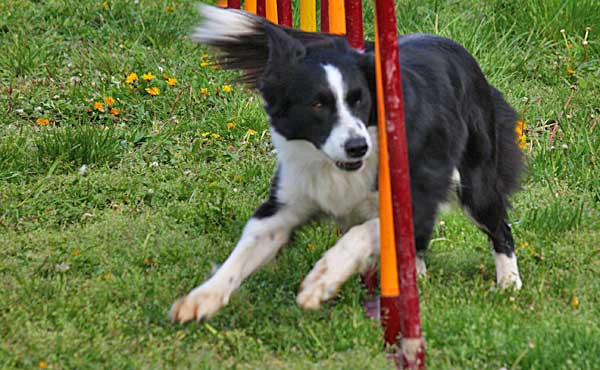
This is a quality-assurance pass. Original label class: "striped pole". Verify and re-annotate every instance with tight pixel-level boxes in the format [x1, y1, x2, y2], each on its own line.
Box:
[256, 0, 266, 17]
[344, 0, 363, 49]
[244, 0, 257, 14]
[328, 0, 346, 34]
[300, 0, 317, 32]
[277, 0, 293, 27]
[266, 0, 278, 23]
[374, 0, 425, 368]
[320, 0, 329, 32]
[226, 0, 239, 9]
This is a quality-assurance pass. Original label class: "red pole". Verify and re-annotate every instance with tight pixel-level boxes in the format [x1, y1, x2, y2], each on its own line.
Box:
[320, 0, 329, 32]
[277, 0, 292, 26]
[374, 0, 425, 368]
[344, 0, 363, 49]
[257, 0, 266, 17]
[227, 0, 240, 9]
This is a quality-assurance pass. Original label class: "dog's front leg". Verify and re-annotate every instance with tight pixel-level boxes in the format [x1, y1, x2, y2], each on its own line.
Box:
[170, 205, 307, 323]
[297, 218, 379, 309]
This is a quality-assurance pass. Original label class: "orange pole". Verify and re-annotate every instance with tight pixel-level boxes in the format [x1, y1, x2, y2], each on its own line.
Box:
[376, 22, 399, 298]
[244, 0, 257, 14]
[217, 0, 228, 7]
[300, 0, 317, 32]
[328, 0, 346, 34]
[266, 0, 278, 23]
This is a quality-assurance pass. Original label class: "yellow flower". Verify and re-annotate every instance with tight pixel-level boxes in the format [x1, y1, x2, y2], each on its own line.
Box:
[110, 108, 120, 116]
[72, 250, 80, 257]
[222, 85, 232, 93]
[247, 129, 257, 136]
[201, 132, 210, 138]
[572, 296, 579, 309]
[202, 53, 210, 60]
[167, 77, 177, 86]
[93, 102, 105, 112]
[165, 6, 175, 12]
[211, 65, 221, 70]
[101, 1, 109, 9]
[200, 87, 209, 96]
[125, 72, 138, 84]
[308, 242, 316, 251]
[211, 133, 220, 139]
[142, 72, 155, 81]
[200, 62, 209, 68]
[515, 120, 526, 136]
[39, 361, 48, 369]
[226, 122, 235, 129]
[145, 87, 160, 96]
[520, 242, 529, 249]
[566, 66, 575, 75]
[104, 96, 115, 107]
[36, 118, 49, 126]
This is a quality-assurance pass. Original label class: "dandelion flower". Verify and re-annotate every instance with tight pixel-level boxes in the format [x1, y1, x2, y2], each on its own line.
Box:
[39, 361, 48, 369]
[167, 77, 177, 86]
[572, 296, 579, 309]
[142, 72, 155, 81]
[72, 250, 80, 257]
[36, 118, 50, 126]
[126, 72, 138, 84]
[566, 66, 575, 75]
[247, 129, 257, 136]
[211, 133, 220, 139]
[104, 96, 115, 106]
[165, 6, 175, 12]
[226, 122, 235, 129]
[222, 85, 232, 93]
[93, 102, 105, 112]
[200, 87, 209, 96]
[101, 1, 109, 9]
[200, 62, 209, 68]
[201, 132, 210, 138]
[202, 53, 210, 60]
[145, 86, 160, 96]
[110, 108, 120, 116]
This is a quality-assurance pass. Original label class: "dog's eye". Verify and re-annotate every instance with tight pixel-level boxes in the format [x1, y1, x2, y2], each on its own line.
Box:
[347, 89, 362, 107]
[312, 101, 324, 112]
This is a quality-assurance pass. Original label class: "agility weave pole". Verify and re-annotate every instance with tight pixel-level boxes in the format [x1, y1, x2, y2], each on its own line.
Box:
[218, 1, 424, 368]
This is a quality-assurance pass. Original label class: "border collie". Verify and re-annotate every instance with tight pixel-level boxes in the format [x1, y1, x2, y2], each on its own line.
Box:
[170, 5, 524, 323]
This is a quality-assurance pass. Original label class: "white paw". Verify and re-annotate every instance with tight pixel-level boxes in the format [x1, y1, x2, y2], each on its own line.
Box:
[170, 283, 230, 323]
[416, 256, 427, 277]
[494, 252, 522, 290]
[497, 272, 523, 290]
[297, 251, 356, 309]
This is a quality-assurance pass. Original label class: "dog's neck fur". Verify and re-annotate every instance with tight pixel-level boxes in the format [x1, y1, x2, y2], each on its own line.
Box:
[271, 128, 379, 226]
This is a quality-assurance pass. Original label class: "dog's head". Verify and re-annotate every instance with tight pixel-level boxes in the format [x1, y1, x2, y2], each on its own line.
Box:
[192, 5, 376, 171]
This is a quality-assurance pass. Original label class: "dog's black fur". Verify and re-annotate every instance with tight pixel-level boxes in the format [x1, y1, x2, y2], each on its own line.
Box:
[170, 6, 524, 322]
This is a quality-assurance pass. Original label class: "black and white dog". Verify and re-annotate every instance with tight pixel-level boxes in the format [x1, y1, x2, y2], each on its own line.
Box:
[171, 5, 524, 323]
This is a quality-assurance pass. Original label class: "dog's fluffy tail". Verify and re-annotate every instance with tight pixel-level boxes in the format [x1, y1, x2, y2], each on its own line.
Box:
[191, 5, 347, 88]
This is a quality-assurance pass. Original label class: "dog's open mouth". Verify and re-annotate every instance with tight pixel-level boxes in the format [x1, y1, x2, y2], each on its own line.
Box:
[335, 160, 363, 171]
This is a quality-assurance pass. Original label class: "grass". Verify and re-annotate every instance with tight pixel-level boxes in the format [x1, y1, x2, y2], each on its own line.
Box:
[0, 0, 599, 368]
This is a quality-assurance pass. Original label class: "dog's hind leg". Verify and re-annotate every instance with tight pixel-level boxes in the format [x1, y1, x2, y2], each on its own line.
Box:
[458, 170, 522, 290]
[170, 203, 308, 323]
[297, 218, 379, 309]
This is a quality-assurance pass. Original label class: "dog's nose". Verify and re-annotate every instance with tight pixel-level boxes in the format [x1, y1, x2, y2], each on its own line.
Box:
[344, 137, 368, 158]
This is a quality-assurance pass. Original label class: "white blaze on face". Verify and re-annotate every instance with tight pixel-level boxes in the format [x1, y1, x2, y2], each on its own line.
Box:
[321, 65, 371, 163]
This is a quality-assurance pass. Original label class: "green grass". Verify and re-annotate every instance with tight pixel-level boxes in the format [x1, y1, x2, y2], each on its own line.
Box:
[1, 0, 599, 368]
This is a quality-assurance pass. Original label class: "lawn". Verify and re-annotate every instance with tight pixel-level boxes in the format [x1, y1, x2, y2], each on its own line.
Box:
[1, 0, 599, 368]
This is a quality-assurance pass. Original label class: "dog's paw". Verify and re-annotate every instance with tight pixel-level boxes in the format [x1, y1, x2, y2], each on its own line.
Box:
[170, 284, 229, 323]
[297, 248, 359, 309]
[416, 256, 427, 278]
[497, 273, 523, 290]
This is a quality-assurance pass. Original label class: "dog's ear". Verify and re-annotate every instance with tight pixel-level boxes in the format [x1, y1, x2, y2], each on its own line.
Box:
[191, 5, 305, 91]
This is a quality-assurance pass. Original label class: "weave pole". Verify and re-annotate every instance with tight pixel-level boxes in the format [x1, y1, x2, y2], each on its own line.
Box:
[277, 0, 292, 26]
[374, 0, 425, 368]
